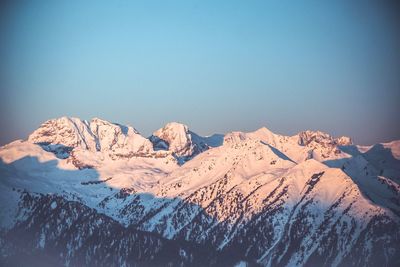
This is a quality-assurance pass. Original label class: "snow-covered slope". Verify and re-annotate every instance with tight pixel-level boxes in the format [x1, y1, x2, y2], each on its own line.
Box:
[1, 116, 399, 267]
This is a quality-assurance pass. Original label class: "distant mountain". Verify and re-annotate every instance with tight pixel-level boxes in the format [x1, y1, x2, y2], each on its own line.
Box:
[150, 122, 223, 164]
[1, 117, 399, 267]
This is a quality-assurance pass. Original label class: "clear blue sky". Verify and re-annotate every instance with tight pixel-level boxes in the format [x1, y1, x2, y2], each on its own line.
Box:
[1, 0, 399, 145]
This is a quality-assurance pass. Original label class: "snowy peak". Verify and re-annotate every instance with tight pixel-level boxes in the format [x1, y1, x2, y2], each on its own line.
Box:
[336, 135, 353, 146]
[90, 117, 139, 136]
[222, 127, 278, 147]
[28, 116, 98, 152]
[223, 131, 246, 144]
[297, 130, 352, 147]
[251, 126, 276, 137]
[220, 127, 354, 164]
[26, 117, 222, 164]
[28, 116, 154, 159]
[149, 122, 212, 163]
[88, 117, 152, 155]
[150, 122, 191, 153]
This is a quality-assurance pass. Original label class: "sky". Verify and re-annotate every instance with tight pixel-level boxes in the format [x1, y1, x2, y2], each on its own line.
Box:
[0, 0, 399, 145]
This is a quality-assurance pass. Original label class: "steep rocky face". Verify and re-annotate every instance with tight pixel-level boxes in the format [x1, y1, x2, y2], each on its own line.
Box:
[28, 117, 98, 152]
[88, 118, 154, 158]
[149, 122, 210, 163]
[1, 117, 399, 266]
[336, 136, 353, 146]
[28, 117, 155, 159]
[150, 122, 193, 154]
[294, 131, 352, 162]
[297, 130, 352, 147]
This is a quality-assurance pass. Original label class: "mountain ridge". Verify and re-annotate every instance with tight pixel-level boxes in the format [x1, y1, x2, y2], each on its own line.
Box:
[1, 116, 399, 266]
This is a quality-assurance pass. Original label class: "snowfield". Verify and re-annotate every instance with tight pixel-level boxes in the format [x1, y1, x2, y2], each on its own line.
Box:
[0, 117, 399, 266]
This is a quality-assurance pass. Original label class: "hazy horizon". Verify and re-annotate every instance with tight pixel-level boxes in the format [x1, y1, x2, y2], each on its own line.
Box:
[1, 1, 399, 146]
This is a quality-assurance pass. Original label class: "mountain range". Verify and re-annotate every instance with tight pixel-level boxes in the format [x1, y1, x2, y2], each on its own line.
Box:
[1, 116, 399, 267]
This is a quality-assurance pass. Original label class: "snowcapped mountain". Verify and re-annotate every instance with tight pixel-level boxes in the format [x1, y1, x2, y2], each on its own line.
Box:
[28, 117, 156, 159]
[1, 117, 399, 267]
[149, 122, 223, 164]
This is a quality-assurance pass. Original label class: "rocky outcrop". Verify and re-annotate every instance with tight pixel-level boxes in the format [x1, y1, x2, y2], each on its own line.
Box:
[149, 122, 210, 163]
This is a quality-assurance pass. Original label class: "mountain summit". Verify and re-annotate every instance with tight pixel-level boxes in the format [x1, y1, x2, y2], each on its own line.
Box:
[149, 122, 221, 163]
[28, 117, 154, 158]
